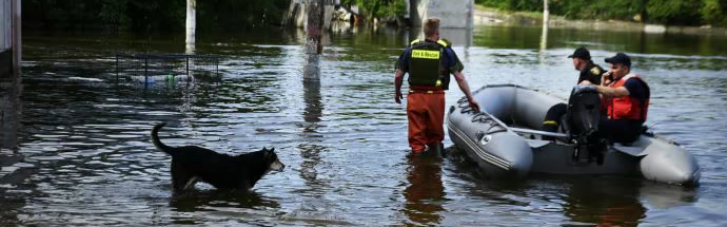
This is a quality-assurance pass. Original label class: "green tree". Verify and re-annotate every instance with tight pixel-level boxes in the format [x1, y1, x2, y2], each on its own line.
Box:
[647, 0, 702, 25]
[702, 0, 727, 26]
[341, 0, 407, 20]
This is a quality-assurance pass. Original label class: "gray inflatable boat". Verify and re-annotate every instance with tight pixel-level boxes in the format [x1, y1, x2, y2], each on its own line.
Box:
[447, 84, 700, 185]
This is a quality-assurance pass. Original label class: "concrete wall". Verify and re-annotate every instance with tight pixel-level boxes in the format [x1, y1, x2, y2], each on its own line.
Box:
[0, 0, 12, 78]
[1, 0, 19, 79]
[411, 0, 473, 29]
[284, 0, 333, 30]
[0, 0, 10, 51]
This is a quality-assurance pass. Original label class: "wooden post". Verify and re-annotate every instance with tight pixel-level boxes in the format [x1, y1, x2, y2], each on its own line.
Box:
[543, 0, 549, 25]
[539, 0, 548, 63]
[540, 0, 549, 50]
[185, 0, 196, 52]
[11, 0, 20, 76]
[304, 0, 325, 81]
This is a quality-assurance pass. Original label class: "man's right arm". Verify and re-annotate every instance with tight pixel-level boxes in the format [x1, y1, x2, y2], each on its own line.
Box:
[395, 69, 404, 104]
[394, 49, 410, 104]
[453, 71, 480, 113]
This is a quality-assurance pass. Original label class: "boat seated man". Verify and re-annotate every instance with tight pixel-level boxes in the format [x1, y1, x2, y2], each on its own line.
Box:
[542, 47, 606, 140]
[575, 53, 651, 145]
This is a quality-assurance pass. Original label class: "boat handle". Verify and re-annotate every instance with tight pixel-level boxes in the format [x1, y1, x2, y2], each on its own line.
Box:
[476, 131, 492, 145]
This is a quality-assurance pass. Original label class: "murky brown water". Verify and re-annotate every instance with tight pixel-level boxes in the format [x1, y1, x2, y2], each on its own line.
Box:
[1, 25, 726, 226]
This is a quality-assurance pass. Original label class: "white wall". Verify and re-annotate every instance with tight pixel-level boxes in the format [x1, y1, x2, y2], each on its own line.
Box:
[412, 0, 473, 29]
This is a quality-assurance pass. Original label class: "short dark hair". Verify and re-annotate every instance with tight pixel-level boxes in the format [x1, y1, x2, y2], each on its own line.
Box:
[423, 18, 440, 37]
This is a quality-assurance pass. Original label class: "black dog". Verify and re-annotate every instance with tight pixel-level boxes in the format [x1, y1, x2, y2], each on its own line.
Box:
[151, 123, 285, 192]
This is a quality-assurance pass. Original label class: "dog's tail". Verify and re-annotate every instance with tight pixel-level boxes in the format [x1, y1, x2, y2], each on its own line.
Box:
[152, 123, 175, 155]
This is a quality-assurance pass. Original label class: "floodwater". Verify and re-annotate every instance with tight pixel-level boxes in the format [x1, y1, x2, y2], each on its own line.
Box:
[1, 24, 726, 226]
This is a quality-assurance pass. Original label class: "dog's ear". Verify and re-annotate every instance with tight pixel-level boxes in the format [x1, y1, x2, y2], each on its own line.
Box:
[262, 147, 268, 151]
[269, 147, 275, 152]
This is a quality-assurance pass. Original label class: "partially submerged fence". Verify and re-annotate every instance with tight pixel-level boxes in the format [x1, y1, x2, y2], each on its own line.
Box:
[114, 53, 221, 82]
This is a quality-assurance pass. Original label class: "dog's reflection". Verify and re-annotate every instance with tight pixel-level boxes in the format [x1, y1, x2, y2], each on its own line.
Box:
[170, 190, 280, 212]
[403, 151, 445, 226]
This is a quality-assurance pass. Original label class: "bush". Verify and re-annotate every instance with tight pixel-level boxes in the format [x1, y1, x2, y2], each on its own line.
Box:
[22, 0, 289, 33]
[476, 0, 727, 26]
[646, 0, 702, 25]
[342, 0, 407, 20]
[702, 0, 727, 26]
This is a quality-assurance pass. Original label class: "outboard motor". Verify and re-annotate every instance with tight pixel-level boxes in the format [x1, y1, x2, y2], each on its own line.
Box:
[565, 86, 606, 164]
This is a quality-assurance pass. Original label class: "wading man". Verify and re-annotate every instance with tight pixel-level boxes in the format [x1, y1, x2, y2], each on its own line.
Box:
[394, 18, 480, 154]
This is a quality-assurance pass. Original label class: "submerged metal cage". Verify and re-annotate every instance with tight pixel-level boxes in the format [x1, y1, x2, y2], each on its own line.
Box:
[114, 53, 221, 81]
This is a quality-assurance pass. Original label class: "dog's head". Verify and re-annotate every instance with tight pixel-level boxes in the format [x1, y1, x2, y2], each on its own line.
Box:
[262, 147, 285, 172]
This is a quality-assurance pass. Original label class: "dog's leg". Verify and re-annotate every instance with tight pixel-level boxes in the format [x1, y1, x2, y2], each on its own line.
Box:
[171, 162, 193, 192]
[183, 176, 199, 190]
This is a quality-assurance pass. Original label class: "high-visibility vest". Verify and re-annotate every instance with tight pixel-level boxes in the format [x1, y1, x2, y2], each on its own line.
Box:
[606, 74, 650, 121]
[408, 39, 451, 89]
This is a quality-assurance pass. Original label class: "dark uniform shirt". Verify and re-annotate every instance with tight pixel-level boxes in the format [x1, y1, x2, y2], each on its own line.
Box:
[578, 61, 604, 85]
[623, 77, 649, 105]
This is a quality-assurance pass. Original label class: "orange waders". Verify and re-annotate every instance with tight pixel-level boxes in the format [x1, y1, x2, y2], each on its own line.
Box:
[407, 88, 445, 152]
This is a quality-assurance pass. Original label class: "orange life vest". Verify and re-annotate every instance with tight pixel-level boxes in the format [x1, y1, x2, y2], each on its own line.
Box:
[606, 74, 650, 121]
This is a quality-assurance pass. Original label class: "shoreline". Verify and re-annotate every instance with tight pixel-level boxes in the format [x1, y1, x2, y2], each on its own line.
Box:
[473, 6, 727, 36]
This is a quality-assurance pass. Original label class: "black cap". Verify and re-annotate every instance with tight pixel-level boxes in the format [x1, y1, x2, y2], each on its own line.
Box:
[568, 47, 591, 60]
[605, 53, 631, 67]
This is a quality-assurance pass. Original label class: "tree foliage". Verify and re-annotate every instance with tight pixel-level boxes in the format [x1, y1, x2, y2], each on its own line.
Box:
[476, 0, 727, 26]
[341, 0, 407, 20]
[22, 0, 289, 33]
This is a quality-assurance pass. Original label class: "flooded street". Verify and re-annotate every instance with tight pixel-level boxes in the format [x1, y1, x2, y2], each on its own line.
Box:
[1, 25, 727, 226]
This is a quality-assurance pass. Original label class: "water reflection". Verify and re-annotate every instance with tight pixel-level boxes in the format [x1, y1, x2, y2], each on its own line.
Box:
[302, 80, 323, 127]
[639, 182, 698, 209]
[403, 151, 445, 225]
[298, 73, 326, 185]
[170, 190, 280, 212]
[563, 177, 646, 226]
[0, 75, 26, 226]
[3, 24, 726, 226]
[0, 76, 21, 151]
[438, 28, 474, 48]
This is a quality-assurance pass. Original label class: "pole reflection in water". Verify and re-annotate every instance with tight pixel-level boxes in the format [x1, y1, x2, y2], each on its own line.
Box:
[0, 75, 25, 226]
[0, 76, 21, 151]
[403, 151, 445, 225]
[299, 78, 324, 183]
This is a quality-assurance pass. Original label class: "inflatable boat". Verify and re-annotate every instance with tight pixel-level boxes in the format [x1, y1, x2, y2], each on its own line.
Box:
[447, 84, 700, 185]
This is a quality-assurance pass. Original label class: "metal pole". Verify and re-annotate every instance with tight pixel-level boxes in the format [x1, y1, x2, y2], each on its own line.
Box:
[144, 58, 148, 81]
[115, 54, 119, 81]
[11, 0, 21, 76]
[186, 0, 196, 47]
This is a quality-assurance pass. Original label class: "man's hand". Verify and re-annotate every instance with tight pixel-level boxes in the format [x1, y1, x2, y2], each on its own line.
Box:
[601, 71, 613, 86]
[468, 98, 481, 113]
[395, 92, 403, 104]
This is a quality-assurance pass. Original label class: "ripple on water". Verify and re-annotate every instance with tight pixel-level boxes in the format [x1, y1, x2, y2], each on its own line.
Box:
[4, 28, 727, 226]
